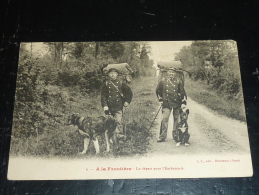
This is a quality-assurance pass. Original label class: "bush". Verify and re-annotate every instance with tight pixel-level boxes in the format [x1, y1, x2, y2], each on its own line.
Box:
[114, 120, 154, 157]
[185, 78, 246, 121]
[210, 71, 241, 96]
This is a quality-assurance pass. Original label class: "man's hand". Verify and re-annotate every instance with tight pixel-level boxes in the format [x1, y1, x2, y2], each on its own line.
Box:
[124, 102, 129, 107]
[158, 98, 163, 106]
[103, 106, 109, 115]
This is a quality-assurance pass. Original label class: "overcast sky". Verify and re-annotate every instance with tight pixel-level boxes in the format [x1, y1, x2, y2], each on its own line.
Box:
[24, 42, 47, 57]
[149, 41, 192, 63]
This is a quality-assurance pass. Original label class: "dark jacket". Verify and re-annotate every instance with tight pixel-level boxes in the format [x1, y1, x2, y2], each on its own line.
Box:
[101, 78, 133, 113]
[156, 76, 186, 109]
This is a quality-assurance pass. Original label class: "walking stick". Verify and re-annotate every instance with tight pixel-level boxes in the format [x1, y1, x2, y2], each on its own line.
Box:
[121, 106, 128, 139]
[148, 104, 162, 131]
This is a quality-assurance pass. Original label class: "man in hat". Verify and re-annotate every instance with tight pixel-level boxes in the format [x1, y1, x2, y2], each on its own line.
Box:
[101, 68, 133, 139]
[156, 68, 187, 142]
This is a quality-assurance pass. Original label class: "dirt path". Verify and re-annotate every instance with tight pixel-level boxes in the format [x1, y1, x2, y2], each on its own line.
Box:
[148, 97, 251, 156]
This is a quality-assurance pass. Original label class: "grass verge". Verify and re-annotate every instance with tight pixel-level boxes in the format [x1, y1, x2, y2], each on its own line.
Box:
[185, 78, 246, 122]
[10, 76, 159, 158]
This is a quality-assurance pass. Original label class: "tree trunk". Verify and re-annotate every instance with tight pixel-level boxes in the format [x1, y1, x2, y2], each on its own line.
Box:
[95, 42, 100, 59]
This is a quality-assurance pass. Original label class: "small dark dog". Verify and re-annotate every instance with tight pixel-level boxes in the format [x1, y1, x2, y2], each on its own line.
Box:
[67, 114, 117, 154]
[174, 105, 190, 146]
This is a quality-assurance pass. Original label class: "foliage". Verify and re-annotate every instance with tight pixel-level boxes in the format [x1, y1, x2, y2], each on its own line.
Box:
[11, 42, 156, 157]
[175, 40, 242, 97]
[185, 78, 246, 121]
[10, 76, 157, 157]
[115, 121, 153, 156]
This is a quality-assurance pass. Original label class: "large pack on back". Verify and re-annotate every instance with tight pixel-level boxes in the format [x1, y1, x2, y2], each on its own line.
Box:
[157, 61, 183, 70]
[103, 63, 133, 75]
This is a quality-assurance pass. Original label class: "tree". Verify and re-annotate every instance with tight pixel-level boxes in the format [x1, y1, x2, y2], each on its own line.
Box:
[175, 40, 241, 95]
[44, 42, 71, 67]
[71, 42, 84, 59]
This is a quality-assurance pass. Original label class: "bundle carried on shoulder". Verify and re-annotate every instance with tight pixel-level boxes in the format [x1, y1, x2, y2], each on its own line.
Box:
[103, 63, 133, 83]
[103, 63, 133, 75]
[157, 60, 183, 72]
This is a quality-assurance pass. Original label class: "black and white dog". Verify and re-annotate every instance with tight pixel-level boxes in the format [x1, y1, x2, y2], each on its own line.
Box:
[67, 114, 117, 154]
[174, 104, 190, 146]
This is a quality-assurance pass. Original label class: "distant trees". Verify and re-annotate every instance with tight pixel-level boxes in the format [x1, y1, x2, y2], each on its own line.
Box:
[35, 42, 155, 89]
[42, 41, 154, 74]
[175, 40, 241, 97]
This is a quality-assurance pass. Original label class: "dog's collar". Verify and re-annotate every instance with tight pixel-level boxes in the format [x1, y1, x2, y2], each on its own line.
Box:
[179, 120, 187, 126]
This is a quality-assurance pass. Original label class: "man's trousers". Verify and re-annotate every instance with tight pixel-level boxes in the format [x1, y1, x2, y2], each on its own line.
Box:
[159, 107, 180, 140]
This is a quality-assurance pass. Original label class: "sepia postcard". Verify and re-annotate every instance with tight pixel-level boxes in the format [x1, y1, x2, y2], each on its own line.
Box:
[8, 41, 253, 180]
